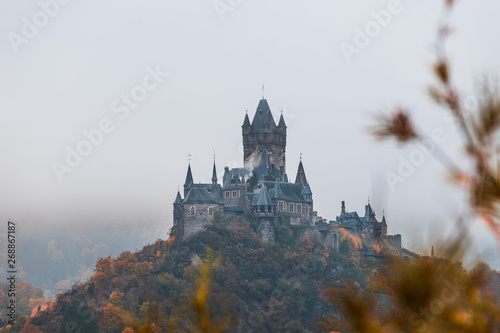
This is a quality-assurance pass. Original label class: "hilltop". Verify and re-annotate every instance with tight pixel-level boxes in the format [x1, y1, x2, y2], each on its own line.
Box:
[5, 213, 388, 333]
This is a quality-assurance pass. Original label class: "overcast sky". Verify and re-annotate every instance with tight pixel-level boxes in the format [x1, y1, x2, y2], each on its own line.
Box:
[1, 0, 500, 262]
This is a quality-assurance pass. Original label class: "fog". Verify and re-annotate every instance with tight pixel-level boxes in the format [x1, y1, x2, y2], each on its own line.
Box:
[1, 0, 500, 275]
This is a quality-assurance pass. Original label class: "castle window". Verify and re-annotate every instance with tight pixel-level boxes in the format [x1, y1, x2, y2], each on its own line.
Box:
[190, 207, 195, 216]
[290, 203, 294, 213]
[208, 207, 213, 216]
[278, 201, 283, 211]
[305, 205, 309, 214]
[225, 191, 230, 198]
[297, 204, 302, 214]
[232, 191, 237, 198]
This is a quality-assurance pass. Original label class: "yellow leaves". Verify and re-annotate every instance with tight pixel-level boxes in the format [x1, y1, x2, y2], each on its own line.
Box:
[188, 247, 235, 333]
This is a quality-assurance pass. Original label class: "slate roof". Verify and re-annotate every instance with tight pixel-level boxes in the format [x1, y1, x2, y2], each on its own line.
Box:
[223, 167, 254, 189]
[280, 173, 288, 183]
[174, 191, 183, 204]
[184, 164, 193, 187]
[212, 162, 218, 182]
[183, 184, 223, 204]
[295, 160, 308, 185]
[249, 99, 282, 134]
[242, 112, 251, 127]
[337, 211, 361, 223]
[254, 149, 282, 181]
[253, 185, 274, 206]
[262, 181, 308, 203]
[278, 113, 286, 127]
[271, 180, 286, 200]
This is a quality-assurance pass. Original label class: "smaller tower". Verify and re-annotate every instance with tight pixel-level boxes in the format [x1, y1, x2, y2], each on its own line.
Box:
[380, 212, 388, 237]
[341, 201, 346, 214]
[184, 163, 193, 197]
[242, 110, 251, 135]
[173, 190, 183, 225]
[253, 183, 275, 242]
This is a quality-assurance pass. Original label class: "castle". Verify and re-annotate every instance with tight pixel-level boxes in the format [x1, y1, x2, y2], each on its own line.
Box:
[171, 97, 401, 250]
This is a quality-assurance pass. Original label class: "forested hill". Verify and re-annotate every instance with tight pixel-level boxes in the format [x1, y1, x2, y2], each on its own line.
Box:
[7, 214, 391, 332]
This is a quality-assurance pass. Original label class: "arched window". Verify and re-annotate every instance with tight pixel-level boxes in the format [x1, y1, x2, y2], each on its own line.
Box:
[190, 207, 195, 216]
[209, 207, 213, 216]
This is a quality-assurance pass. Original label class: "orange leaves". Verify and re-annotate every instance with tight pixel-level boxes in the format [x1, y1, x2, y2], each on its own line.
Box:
[301, 234, 314, 252]
[339, 228, 362, 249]
[166, 235, 175, 246]
[95, 257, 113, 273]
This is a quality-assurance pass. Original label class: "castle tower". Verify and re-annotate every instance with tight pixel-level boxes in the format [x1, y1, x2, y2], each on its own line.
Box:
[242, 99, 287, 173]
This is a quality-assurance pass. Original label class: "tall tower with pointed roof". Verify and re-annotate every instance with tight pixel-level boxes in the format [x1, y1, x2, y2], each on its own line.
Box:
[242, 98, 287, 173]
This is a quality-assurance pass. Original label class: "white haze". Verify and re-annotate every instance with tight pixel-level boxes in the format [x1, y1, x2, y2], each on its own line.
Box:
[1, 0, 500, 266]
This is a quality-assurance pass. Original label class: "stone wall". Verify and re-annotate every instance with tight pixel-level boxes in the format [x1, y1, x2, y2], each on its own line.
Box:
[243, 140, 286, 172]
[387, 234, 402, 250]
[257, 219, 275, 243]
[181, 203, 224, 239]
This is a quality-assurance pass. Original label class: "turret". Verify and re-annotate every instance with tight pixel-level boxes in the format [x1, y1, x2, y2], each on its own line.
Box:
[295, 157, 307, 186]
[253, 183, 275, 217]
[173, 191, 183, 224]
[212, 160, 218, 186]
[242, 111, 251, 135]
[184, 163, 193, 197]
[278, 111, 287, 135]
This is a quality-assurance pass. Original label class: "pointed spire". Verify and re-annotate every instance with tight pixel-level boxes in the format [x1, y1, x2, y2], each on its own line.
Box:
[278, 111, 286, 127]
[280, 173, 288, 183]
[253, 184, 273, 206]
[242, 111, 251, 127]
[257, 149, 271, 179]
[381, 212, 387, 226]
[184, 163, 193, 187]
[251, 99, 277, 131]
[212, 152, 218, 185]
[295, 158, 308, 185]
[175, 191, 183, 204]
[262, 83, 265, 99]
[271, 179, 285, 199]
